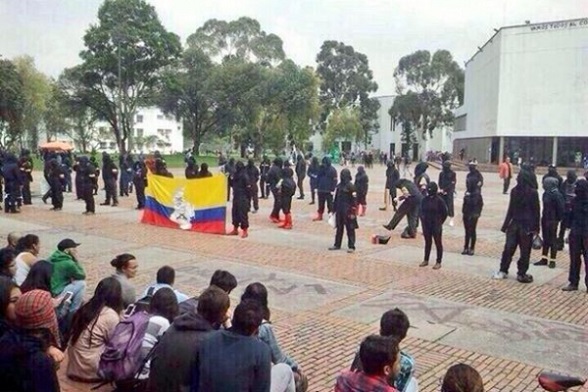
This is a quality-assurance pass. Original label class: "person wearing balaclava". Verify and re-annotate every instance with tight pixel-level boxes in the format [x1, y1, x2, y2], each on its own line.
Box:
[223, 158, 236, 202]
[380, 160, 399, 212]
[466, 161, 484, 191]
[185, 157, 198, 179]
[295, 154, 307, 200]
[438, 161, 456, 226]
[307, 156, 320, 205]
[542, 164, 563, 189]
[419, 182, 448, 269]
[195, 162, 212, 178]
[278, 167, 296, 229]
[462, 177, 484, 256]
[18, 149, 33, 205]
[100, 154, 119, 207]
[246, 158, 260, 213]
[78, 156, 97, 215]
[534, 177, 564, 269]
[413, 162, 430, 196]
[227, 161, 251, 238]
[562, 179, 588, 291]
[312, 157, 337, 222]
[519, 163, 538, 190]
[259, 155, 271, 199]
[354, 166, 369, 216]
[493, 170, 540, 283]
[557, 170, 578, 250]
[382, 179, 423, 239]
[329, 169, 358, 253]
[132, 158, 147, 210]
[267, 158, 284, 223]
[2, 154, 22, 213]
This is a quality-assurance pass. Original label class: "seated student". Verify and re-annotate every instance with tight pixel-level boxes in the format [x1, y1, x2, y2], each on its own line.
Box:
[336, 335, 400, 392]
[110, 253, 139, 308]
[0, 276, 20, 338]
[14, 234, 40, 285]
[179, 269, 238, 315]
[142, 266, 189, 303]
[48, 239, 87, 316]
[0, 248, 17, 279]
[4, 232, 21, 252]
[195, 162, 213, 178]
[20, 260, 53, 294]
[149, 286, 229, 392]
[441, 363, 484, 392]
[350, 308, 415, 392]
[67, 277, 123, 382]
[0, 289, 63, 392]
[191, 300, 271, 392]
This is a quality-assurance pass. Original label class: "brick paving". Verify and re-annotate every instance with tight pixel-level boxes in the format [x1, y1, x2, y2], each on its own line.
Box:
[4, 164, 588, 392]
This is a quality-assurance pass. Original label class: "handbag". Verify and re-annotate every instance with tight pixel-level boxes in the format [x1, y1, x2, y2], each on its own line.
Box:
[532, 234, 543, 250]
[328, 212, 336, 228]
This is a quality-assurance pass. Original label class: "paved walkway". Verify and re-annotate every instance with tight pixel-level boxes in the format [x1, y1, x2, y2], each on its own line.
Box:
[3, 164, 588, 392]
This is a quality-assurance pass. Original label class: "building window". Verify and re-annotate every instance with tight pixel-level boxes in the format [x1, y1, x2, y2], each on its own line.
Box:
[136, 129, 144, 138]
[177, 126, 181, 130]
[109, 142, 116, 149]
[390, 115, 395, 131]
[157, 114, 164, 120]
[454, 114, 467, 132]
[136, 114, 143, 123]
[99, 141, 107, 149]
[165, 114, 174, 121]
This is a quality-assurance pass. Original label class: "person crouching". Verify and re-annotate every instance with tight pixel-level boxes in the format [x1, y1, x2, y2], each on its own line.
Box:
[419, 182, 448, 270]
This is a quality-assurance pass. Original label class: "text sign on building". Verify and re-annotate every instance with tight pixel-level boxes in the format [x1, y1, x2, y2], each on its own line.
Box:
[530, 18, 588, 32]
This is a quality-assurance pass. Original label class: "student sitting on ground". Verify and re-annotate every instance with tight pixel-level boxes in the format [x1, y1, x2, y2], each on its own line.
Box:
[0, 248, 16, 279]
[142, 266, 189, 303]
[351, 308, 415, 392]
[0, 276, 20, 338]
[179, 269, 237, 316]
[441, 363, 484, 392]
[14, 234, 40, 285]
[336, 335, 400, 392]
[110, 253, 139, 308]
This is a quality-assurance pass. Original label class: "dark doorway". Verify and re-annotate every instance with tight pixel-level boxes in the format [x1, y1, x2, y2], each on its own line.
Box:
[390, 143, 396, 158]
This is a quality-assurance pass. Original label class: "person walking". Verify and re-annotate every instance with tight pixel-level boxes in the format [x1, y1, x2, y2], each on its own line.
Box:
[562, 179, 588, 292]
[313, 157, 337, 222]
[380, 161, 399, 212]
[228, 161, 251, 238]
[498, 156, 513, 194]
[419, 182, 448, 270]
[438, 161, 456, 226]
[462, 178, 484, 256]
[354, 166, 369, 217]
[48, 159, 65, 211]
[295, 154, 306, 200]
[534, 177, 565, 269]
[307, 156, 320, 205]
[329, 169, 358, 253]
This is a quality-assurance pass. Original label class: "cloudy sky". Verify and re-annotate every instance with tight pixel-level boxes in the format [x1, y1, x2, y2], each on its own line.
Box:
[0, 0, 585, 95]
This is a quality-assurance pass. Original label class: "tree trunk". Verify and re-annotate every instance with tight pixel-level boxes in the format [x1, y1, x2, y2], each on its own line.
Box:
[192, 123, 201, 156]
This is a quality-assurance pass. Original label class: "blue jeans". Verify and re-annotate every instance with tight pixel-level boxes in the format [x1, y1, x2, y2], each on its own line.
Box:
[57, 280, 86, 318]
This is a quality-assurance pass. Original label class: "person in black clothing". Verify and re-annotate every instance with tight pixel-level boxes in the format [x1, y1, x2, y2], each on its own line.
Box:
[119, 154, 130, 197]
[313, 157, 337, 221]
[18, 150, 33, 205]
[295, 154, 306, 200]
[419, 182, 448, 269]
[278, 167, 296, 230]
[73, 157, 83, 200]
[380, 161, 399, 212]
[267, 158, 283, 223]
[383, 179, 423, 239]
[223, 158, 236, 202]
[195, 163, 212, 178]
[133, 159, 147, 210]
[89, 156, 100, 195]
[77, 157, 97, 215]
[493, 170, 540, 283]
[413, 162, 430, 195]
[534, 177, 565, 269]
[259, 155, 270, 199]
[519, 163, 538, 189]
[542, 164, 563, 189]
[462, 178, 484, 256]
[61, 156, 72, 193]
[228, 161, 251, 238]
[48, 159, 64, 211]
[155, 158, 173, 178]
[354, 166, 369, 217]
[100, 154, 119, 206]
[329, 168, 358, 253]
[307, 156, 320, 205]
[438, 161, 456, 227]
[2, 154, 22, 213]
[562, 179, 588, 291]
[246, 159, 260, 213]
[466, 161, 484, 191]
[185, 157, 199, 179]
[557, 170, 578, 250]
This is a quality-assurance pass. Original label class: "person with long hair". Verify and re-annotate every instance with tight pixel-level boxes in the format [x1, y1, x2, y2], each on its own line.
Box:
[67, 277, 123, 382]
[14, 234, 40, 285]
[20, 260, 52, 294]
[440, 363, 484, 392]
[0, 248, 17, 279]
[0, 276, 20, 338]
[110, 253, 139, 308]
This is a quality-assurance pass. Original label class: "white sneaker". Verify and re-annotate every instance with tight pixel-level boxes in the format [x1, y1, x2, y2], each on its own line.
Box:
[449, 218, 454, 227]
[492, 271, 507, 280]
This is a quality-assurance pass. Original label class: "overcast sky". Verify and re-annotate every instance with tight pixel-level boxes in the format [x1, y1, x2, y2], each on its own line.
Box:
[0, 0, 585, 95]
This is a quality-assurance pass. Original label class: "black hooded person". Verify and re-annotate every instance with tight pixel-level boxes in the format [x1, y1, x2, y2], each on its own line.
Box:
[462, 177, 484, 256]
[72, 156, 83, 200]
[295, 154, 307, 200]
[382, 179, 423, 239]
[380, 160, 400, 212]
[329, 168, 358, 253]
[2, 153, 22, 213]
[466, 161, 484, 191]
[413, 162, 430, 195]
[246, 158, 260, 213]
[185, 157, 198, 179]
[132, 159, 148, 210]
[77, 156, 97, 215]
[519, 163, 538, 189]
[278, 167, 297, 229]
[354, 166, 369, 216]
[100, 154, 119, 206]
[542, 164, 563, 189]
[48, 158, 65, 211]
[557, 169, 578, 250]
[259, 155, 271, 199]
[267, 158, 284, 223]
[307, 156, 320, 205]
[227, 161, 251, 238]
[562, 179, 588, 292]
[89, 156, 100, 195]
[18, 149, 33, 205]
[534, 177, 565, 269]
[493, 169, 540, 283]
[223, 158, 236, 202]
[195, 163, 212, 178]
[419, 182, 448, 270]
[313, 157, 338, 221]
[438, 161, 456, 226]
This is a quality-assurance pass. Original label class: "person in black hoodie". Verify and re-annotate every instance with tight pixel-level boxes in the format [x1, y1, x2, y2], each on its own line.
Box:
[562, 179, 588, 292]
[18, 149, 33, 205]
[462, 178, 484, 256]
[228, 161, 251, 238]
[223, 158, 236, 202]
[534, 177, 565, 268]
[295, 154, 307, 200]
[48, 159, 64, 211]
[557, 170, 578, 250]
[329, 168, 358, 253]
[195, 163, 212, 178]
[259, 155, 271, 199]
[307, 156, 320, 205]
[133, 159, 147, 210]
[466, 161, 484, 191]
[354, 166, 369, 216]
[313, 157, 338, 221]
[77, 157, 97, 215]
[380, 161, 399, 212]
[267, 158, 284, 223]
[2, 153, 21, 213]
[100, 154, 119, 206]
[246, 158, 260, 213]
[73, 157, 83, 200]
[419, 182, 448, 269]
[149, 286, 229, 392]
[278, 167, 297, 229]
[438, 161, 456, 227]
[493, 170, 540, 283]
[413, 162, 430, 195]
[383, 179, 423, 239]
[542, 164, 563, 189]
[185, 157, 199, 179]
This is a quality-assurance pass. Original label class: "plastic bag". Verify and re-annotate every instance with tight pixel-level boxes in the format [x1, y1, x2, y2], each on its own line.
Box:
[532, 234, 543, 250]
[328, 213, 336, 228]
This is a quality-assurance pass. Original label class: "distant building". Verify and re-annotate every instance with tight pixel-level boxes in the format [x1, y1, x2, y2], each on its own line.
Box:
[453, 18, 588, 166]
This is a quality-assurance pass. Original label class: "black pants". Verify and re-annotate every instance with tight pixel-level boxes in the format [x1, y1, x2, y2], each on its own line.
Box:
[4, 184, 19, 213]
[423, 226, 443, 263]
[260, 178, 267, 198]
[22, 180, 32, 205]
[75, 177, 83, 199]
[441, 192, 454, 217]
[297, 176, 305, 198]
[541, 220, 559, 259]
[389, 188, 397, 211]
[317, 192, 333, 214]
[270, 188, 281, 218]
[104, 180, 118, 205]
[357, 192, 367, 206]
[503, 178, 511, 194]
[386, 198, 417, 234]
[134, 179, 145, 209]
[334, 215, 356, 250]
[310, 185, 317, 203]
[558, 210, 572, 245]
[51, 182, 63, 209]
[119, 174, 129, 196]
[232, 197, 249, 229]
[568, 233, 588, 287]
[281, 195, 292, 214]
[250, 183, 259, 211]
[463, 215, 479, 250]
[500, 223, 533, 276]
[82, 187, 95, 213]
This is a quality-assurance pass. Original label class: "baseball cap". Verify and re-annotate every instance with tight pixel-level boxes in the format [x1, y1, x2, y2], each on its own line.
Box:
[57, 238, 81, 251]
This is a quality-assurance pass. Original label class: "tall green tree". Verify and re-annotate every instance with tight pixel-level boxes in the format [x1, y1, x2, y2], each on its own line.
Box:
[323, 107, 362, 151]
[69, 0, 181, 153]
[0, 58, 25, 147]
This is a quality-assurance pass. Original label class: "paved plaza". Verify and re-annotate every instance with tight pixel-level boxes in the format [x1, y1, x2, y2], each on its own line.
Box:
[2, 164, 588, 392]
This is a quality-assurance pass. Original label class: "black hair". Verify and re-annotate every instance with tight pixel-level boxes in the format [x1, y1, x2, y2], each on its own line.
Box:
[0, 276, 18, 319]
[442, 363, 484, 392]
[20, 260, 53, 293]
[0, 249, 15, 278]
[70, 277, 123, 346]
[156, 266, 175, 285]
[150, 287, 179, 323]
[232, 299, 263, 336]
[197, 285, 230, 325]
[240, 282, 271, 321]
[15, 234, 39, 254]
[200, 162, 209, 172]
[359, 335, 400, 376]
[209, 270, 238, 294]
[110, 253, 136, 271]
[380, 308, 410, 341]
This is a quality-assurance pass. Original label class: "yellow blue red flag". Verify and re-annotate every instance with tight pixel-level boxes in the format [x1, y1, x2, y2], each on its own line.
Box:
[141, 173, 227, 234]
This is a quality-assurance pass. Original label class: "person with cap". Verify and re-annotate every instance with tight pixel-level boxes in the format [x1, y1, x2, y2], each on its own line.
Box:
[419, 182, 448, 270]
[100, 153, 119, 207]
[228, 161, 252, 238]
[329, 168, 358, 253]
[534, 177, 565, 269]
[493, 170, 540, 283]
[557, 170, 578, 250]
[498, 156, 514, 194]
[562, 179, 588, 292]
[466, 160, 484, 191]
[0, 289, 62, 392]
[438, 161, 456, 226]
[295, 153, 307, 200]
[313, 156, 338, 222]
[380, 161, 399, 212]
[48, 239, 87, 318]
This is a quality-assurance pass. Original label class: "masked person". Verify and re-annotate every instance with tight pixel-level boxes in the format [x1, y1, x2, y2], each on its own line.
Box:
[313, 157, 337, 221]
[354, 166, 369, 217]
[77, 157, 96, 215]
[462, 178, 484, 256]
[48, 159, 65, 211]
[295, 154, 307, 200]
[380, 161, 399, 212]
[228, 161, 251, 238]
[534, 177, 565, 269]
[100, 154, 119, 207]
[89, 156, 100, 195]
[413, 162, 430, 196]
[73, 157, 83, 200]
[185, 157, 198, 179]
[383, 179, 423, 239]
[419, 182, 448, 270]
[438, 161, 456, 226]
[223, 158, 236, 202]
[133, 159, 147, 210]
[329, 169, 358, 253]
[195, 163, 212, 178]
[542, 164, 563, 189]
[562, 179, 588, 292]
[278, 167, 296, 230]
[259, 155, 271, 199]
[307, 156, 320, 205]
[267, 158, 284, 223]
[466, 161, 484, 191]
[557, 170, 578, 250]
[18, 150, 33, 205]
[2, 154, 21, 214]
[246, 159, 260, 214]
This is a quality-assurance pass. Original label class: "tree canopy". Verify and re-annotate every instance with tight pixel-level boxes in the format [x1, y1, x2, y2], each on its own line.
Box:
[0, 58, 25, 147]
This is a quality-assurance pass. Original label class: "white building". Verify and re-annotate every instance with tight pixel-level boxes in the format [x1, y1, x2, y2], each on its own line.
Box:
[454, 17, 588, 166]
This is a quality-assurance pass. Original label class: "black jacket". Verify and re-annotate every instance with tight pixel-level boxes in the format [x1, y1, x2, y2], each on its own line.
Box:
[266, 164, 282, 189]
[259, 160, 271, 180]
[295, 158, 306, 179]
[333, 182, 357, 222]
[385, 165, 400, 190]
[317, 158, 337, 193]
[307, 160, 320, 188]
[466, 169, 484, 190]
[232, 169, 251, 200]
[420, 195, 448, 229]
[438, 169, 456, 194]
[570, 180, 588, 237]
[542, 169, 563, 189]
[185, 164, 198, 179]
[542, 187, 565, 223]
[246, 164, 260, 184]
[354, 169, 369, 196]
[463, 191, 483, 218]
[501, 174, 540, 233]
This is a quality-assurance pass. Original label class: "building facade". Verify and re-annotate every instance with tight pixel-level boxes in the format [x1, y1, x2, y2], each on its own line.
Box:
[454, 18, 588, 166]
